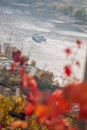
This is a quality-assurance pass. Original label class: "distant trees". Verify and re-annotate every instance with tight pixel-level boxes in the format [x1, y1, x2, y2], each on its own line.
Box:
[61, 5, 74, 15]
[74, 8, 87, 22]
[39, 70, 54, 83]
[35, 1, 45, 8]
[37, 70, 56, 91]
[30, 60, 36, 67]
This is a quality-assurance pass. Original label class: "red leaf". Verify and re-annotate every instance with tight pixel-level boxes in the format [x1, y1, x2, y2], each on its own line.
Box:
[20, 79, 27, 87]
[19, 56, 26, 65]
[76, 39, 82, 48]
[21, 73, 28, 87]
[51, 89, 69, 112]
[35, 104, 47, 117]
[10, 62, 16, 73]
[19, 67, 25, 76]
[27, 79, 37, 88]
[25, 103, 34, 115]
[64, 48, 71, 55]
[27, 73, 33, 80]
[64, 65, 72, 77]
[63, 81, 87, 120]
[12, 50, 21, 62]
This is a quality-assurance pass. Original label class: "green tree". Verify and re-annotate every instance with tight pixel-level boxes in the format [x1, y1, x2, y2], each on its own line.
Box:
[38, 79, 52, 91]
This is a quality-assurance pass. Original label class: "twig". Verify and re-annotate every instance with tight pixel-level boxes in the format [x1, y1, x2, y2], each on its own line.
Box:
[0, 82, 16, 91]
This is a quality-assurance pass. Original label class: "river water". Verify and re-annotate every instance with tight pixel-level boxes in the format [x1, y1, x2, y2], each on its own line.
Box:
[0, 2, 87, 85]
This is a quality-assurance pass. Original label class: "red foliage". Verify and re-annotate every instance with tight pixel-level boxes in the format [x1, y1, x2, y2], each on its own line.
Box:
[21, 73, 28, 87]
[12, 50, 21, 62]
[25, 102, 34, 116]
[28, 73, 33, 80]
[79, 103, 87, 119]
[63, 82, 87, 119]
[19, 56, 26, 65]
[64, 65, 72, 77]
[18, 67, 25, 76]
[45, 117, 69, 130]
[51, 89, 70, 112]
[64, 48, 72, 55]
[76, 39, 82, 48]
[27, 79, 37, 88]
[10, 62, 16, 73]
[10, 43, 87, 130]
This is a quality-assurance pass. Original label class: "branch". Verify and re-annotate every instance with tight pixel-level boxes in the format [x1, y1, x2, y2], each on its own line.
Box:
[0, 82, 16, 91]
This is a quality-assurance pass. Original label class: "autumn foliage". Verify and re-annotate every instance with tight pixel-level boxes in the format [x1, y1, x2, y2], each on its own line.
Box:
[0, 40, 87, 130]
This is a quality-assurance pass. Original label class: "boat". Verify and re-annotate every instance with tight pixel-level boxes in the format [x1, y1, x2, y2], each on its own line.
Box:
[32, 34, 46, 43]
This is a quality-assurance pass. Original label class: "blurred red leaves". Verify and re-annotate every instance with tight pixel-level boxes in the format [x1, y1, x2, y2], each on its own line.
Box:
[12, 49, 21, 63]
[12, 49, 26, 66]
[51, 89, 70, 112]
[21, 73, 28, 87]
[10, 62, 16, 73]
[19, 56, 26, 65]
[10, 40, 87, 130]
[63, 82, 87, 119]
[64, 65, 72, 77]
[64, 48, 72, 55]
[11, 120, 27, 129]
[18, 67, 25, 76]
[25, 102, 34, 116]
[20, 72, 37, 90]
[27, 79, 37, 88]
[45, 117, 72, 130]
[80, 103, 87, 119]
[76, 39, 82, 48]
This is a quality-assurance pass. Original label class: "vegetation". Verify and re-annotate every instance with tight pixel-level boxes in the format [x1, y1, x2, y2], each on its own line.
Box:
[0, 95, 48, 130]
[2, 0, 87, 22]
[34, 1, 87, 22]
[0, 95, 26, 129]
[74, 8, 87, 22]
[0, 40, 87, 130]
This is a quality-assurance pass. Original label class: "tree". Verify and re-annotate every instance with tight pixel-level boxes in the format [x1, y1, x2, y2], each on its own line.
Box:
[74, 8, 87, 22]
[39, 70, 54, 83]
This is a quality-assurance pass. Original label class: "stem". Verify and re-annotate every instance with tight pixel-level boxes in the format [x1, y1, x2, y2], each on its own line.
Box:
[61, 47, 79, 86]
[70, 48, 78, 66]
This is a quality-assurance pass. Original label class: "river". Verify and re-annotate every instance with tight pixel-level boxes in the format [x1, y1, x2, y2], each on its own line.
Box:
[0, 2, 87, 85]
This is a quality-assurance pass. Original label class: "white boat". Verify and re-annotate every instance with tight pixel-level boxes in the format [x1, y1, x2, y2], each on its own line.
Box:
[32, 34, 46, 43]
